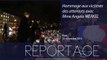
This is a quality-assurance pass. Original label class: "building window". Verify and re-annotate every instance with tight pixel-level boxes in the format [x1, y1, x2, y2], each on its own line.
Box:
[1, 15, 3, 17]
[3, 12, 5, 14]
[4, 15, 5, 17]
[7, 16, 9, 18]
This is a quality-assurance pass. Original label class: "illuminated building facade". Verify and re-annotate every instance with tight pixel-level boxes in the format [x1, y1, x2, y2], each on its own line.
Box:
[0, 10, 20, 33]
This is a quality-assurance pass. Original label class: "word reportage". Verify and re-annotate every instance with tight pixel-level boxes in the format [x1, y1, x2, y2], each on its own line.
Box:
[25, 45, 100, 57]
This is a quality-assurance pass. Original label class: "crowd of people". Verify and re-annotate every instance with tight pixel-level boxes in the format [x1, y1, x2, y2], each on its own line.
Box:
[1, 12, 61, 44]
[40, 30, 61, 44]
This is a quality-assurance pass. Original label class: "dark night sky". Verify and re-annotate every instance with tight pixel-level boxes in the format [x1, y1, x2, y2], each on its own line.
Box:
[0, 1, 60, 23]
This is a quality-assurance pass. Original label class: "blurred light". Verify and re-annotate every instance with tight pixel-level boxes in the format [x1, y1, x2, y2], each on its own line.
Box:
[1, 15, 3, 17]
[9, 32, 12, 36]
[41, 35, 45, 38]
[36, 20, 40, 24]
[9, 27, 12, 31]
[25, 15, 29, 18]
[12, 31, 16, 34]
[29, 26, 32, 28]
[7, 16, 9, 18]
[32, 20, 34, 23]
[1, 28, 3, 31]
[51, 25, 53, 27]
[6, 19, 7, 21]
[47, 39, 51, 42]
[12, 26, 16, 29]
[3, 12, 5, 14]
[14, 19, 17, 22]
[3, 22, 5, 24]
[36, 39, 40, 43]
[12, 15, 14, 17]
[44, 41, 47, 43]
[52, 40, 55, 42]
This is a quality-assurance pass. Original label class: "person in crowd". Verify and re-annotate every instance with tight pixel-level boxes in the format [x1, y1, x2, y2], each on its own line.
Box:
[29, 20, 39, 43]
[3, 23, 8, 42]
[17, 12, 30, 42]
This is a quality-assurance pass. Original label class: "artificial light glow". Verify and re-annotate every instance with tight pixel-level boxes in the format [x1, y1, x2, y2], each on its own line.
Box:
[7, 16, 9, 18]
[9, 32, 12, 36]
[3, 22, 5, 24]
[9, 27, 13, 31]
[1, 15, 3, 17]
[1, 28, 3, 31]
[36, 39, 40, 43]
[14, 19, 17, 22]
[32, 20, 34, 23]
[41, 35, 45, 38]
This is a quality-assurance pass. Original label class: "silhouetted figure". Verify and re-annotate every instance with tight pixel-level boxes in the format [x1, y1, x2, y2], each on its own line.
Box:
[36, 20, 43, 45]
[29, 20, 41, 43]
[29, 20, 36, 43]
[17, 12, 30, 43]
[3, 23, 8, 42]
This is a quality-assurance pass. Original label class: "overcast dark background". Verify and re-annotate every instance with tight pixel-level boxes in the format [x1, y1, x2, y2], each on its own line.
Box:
[0, 0, 60, 23]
